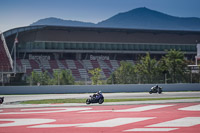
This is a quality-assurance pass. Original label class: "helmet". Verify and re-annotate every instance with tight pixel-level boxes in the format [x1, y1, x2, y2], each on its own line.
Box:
[98, 91, 102, 94]
[156, 84, 158, 87]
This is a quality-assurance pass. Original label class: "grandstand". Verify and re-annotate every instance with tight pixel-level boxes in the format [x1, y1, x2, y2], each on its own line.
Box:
[2, 25, 200, 83]
[0, 33, 13, 71]
[0, 32, 13, 84]
[196, 44, 200, 65]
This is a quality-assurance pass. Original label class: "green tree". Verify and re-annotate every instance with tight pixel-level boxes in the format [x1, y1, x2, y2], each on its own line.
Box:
[28, 69, 74, 85]
[53, 70, 60, 85]
[135, 53, 158, 83]
[163, 49, 187, 83]
[89, 68, 102, 85]
[29, 71, 40, 85]
[108, 61, 136, 84]
[52, 70, 74, 85]
[28, 71, 51, 85]
[157, 56, 169, 83]
[106, 72, 117, 84]
[40, 71, 51, 85]
[59, 69, 75, 85]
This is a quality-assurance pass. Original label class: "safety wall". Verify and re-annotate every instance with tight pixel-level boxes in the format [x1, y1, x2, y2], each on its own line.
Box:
[0, 84, 200, 94]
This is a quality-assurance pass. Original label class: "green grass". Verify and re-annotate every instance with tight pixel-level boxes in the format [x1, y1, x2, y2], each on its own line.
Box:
[21, 97, 200, 104]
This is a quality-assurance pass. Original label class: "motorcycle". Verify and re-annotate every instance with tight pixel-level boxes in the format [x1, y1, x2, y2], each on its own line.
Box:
[149, 87, 162, 94]
[86, 94, 104, 105]
[0, 97, 4, 104]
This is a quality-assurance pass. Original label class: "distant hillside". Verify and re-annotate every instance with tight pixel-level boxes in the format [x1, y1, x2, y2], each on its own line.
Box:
[31, 17, 95, 27]
[31, 7, 200, 31]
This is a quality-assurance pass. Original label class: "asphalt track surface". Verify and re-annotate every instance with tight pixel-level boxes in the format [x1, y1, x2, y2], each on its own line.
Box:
[0, 103, 200, 133]
[0, 92, 200, 132]
[2, 92, 200, 104]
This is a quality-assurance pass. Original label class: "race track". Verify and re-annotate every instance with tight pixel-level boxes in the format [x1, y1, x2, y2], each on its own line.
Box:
[0, 103, 200, 133]
[2, 91, 200, 104]
[1, 92, 200, 132]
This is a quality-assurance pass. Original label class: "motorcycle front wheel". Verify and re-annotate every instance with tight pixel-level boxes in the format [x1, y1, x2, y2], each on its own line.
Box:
[98, 98, 104, 104]
[86, 99, 91, 105]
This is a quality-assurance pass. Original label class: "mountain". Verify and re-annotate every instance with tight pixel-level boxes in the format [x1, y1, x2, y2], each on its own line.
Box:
[31, 17, 95, 27]
[31, 7, 200, 31]
[97, 7, 200, 31]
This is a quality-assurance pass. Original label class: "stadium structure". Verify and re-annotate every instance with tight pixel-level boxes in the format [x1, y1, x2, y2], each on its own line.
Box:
[1, 25, 200, 84]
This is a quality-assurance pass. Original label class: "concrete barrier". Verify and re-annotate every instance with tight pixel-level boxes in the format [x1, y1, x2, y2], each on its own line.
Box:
[0, 84, 200, 94]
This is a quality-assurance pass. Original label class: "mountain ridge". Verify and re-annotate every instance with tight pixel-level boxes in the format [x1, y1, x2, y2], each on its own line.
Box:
[31, 7, 200, 31]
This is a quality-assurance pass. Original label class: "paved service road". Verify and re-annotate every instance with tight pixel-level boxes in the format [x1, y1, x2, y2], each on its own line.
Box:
[1, 92, 200, 103]
[2, 91, 200, 104]
[0, 103, 200, 133]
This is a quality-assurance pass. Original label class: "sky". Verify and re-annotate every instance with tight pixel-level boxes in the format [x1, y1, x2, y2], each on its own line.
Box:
[0, 0, 200, 32]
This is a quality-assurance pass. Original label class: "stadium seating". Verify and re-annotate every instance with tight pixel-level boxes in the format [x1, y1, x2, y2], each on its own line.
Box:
[91, 60, 100, 68]
[82, 60, 93, 69]
[74, 60, 84, 69]
[71, 69, 81, 79]
[103, 60, 113, 68]
[102, 68, 111, 78]
[0, 33, 12, 72]
[66, 60, 76, 69]
[58, 60, 68, 69]
[79, 69, 89, 79]
[18, 58, 138, 80]
[29, 59, 40, 69]
[49, 60, 59, 69]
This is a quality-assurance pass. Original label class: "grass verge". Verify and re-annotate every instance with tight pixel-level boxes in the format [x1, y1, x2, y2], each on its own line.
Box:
[21, 97, 200, 104]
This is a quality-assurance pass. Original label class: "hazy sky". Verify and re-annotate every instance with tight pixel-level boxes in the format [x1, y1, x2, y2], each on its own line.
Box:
[0, 0, 200, 32]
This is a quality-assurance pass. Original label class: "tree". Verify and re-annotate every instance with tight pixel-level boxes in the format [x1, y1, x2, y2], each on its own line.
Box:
[157, 56, 169, 83]
[107, 61, 136, 84]
[29, 71, 40, 85]
[53, 70, 60, 85]
[89, 68, 102, 85]
[162, 49, 186, 83]
[28, 69, 74, 85]
[106, 72, 117, 84]
[40, 71, 51, 85]
[28, 71, 50, 85]
[135, 53, 158, 83]
[59, 70, 75, 85]
[52, 70, 75, 85]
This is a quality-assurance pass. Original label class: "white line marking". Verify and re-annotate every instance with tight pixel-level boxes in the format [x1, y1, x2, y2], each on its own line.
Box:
[114, 105, 174, 112]
[30, 124, 79, 128]
[148, 117, 200, 127]
[179, 104, 200, 111]
[0, 107, 91, 115]
[80, 105, 174, 113]
[80, 110, 111, 113]
[125, 128, 178, 132]
[30, 117, 155, 128]
[78, 118, 155, 127]
[0, 119, 55, 127]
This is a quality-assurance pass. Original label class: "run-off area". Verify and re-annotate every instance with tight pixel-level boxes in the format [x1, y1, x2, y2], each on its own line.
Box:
[0, 103, 200, 133]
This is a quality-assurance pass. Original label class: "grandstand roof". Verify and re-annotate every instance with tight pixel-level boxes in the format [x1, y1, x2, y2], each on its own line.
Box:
[3, 25, 200, 53]
[4, 25, 200, 38]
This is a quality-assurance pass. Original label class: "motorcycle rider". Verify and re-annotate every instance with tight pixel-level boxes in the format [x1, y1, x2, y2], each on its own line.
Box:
[151, 84, 159, 91]
[0, 97, 4, 104]
[86, 91, 104, 104]
[93, 91, 102, 100]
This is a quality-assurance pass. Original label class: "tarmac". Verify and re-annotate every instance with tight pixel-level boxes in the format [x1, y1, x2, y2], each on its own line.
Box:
[1, 98, 200, 108]
[0, 92, 200, 108]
